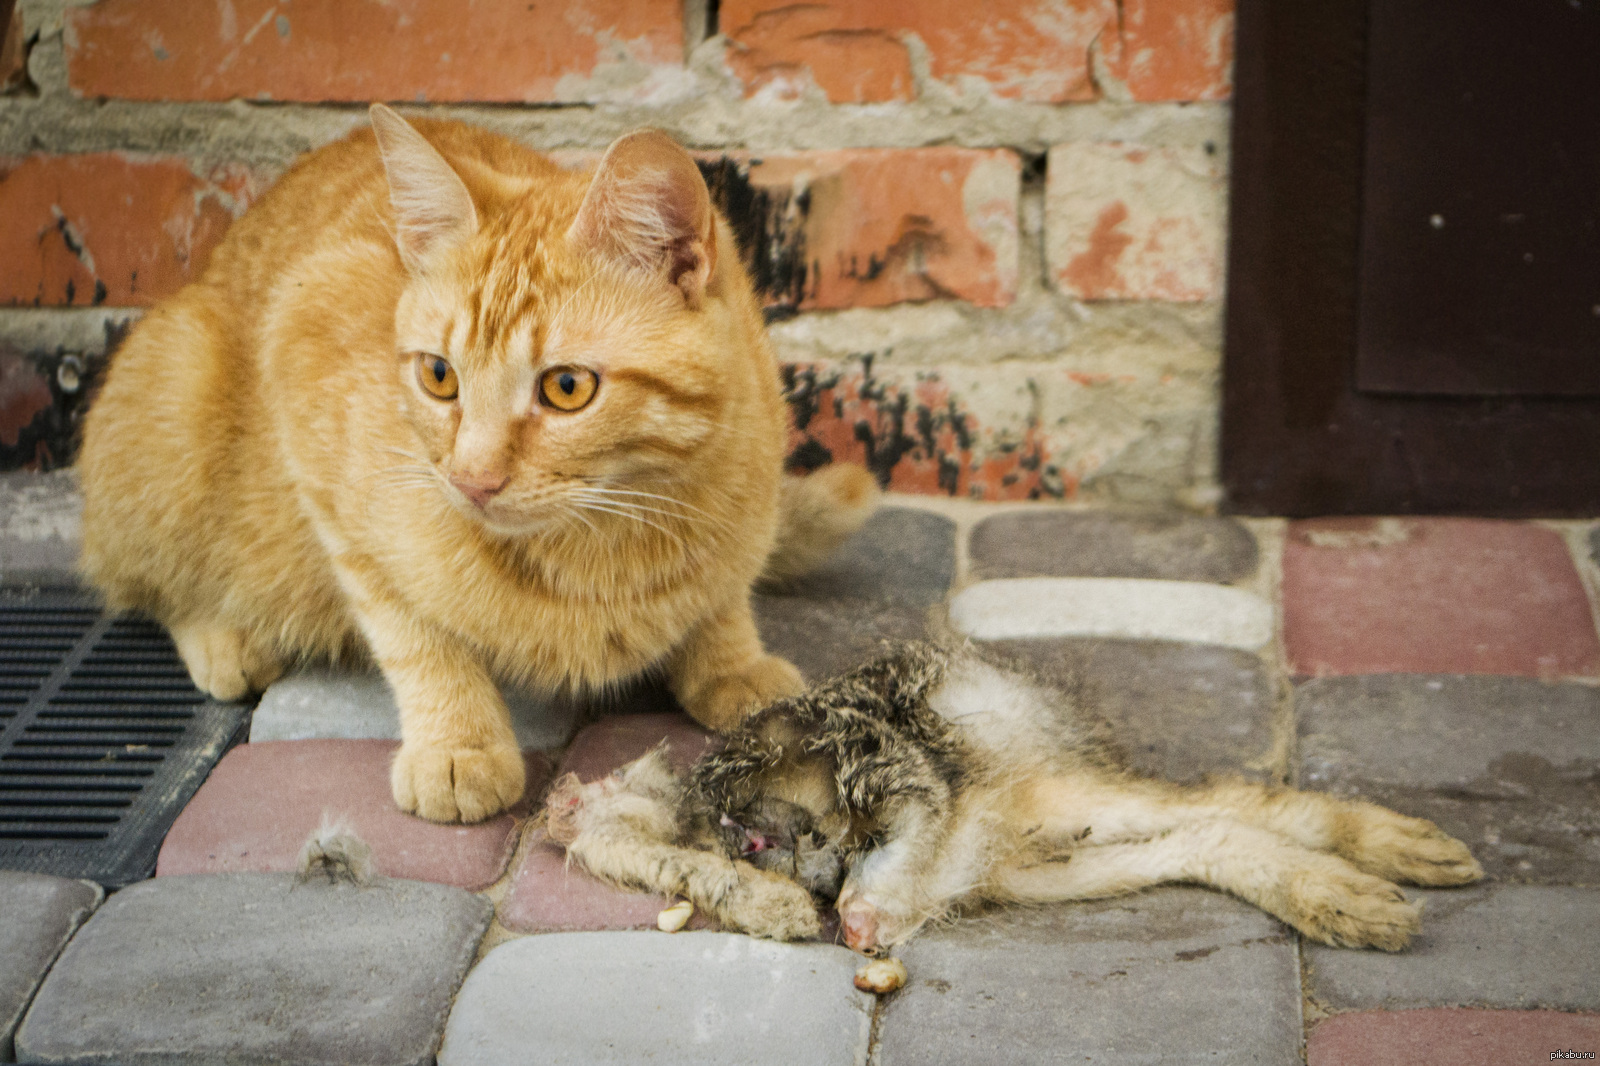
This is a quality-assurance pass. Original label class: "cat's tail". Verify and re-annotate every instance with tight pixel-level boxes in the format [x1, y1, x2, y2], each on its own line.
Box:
[760, 464, 880, 584]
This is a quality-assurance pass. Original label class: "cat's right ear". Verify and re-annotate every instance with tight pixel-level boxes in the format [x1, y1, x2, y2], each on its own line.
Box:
[567, 129, 717, 309]
[369, 103, 479, 272]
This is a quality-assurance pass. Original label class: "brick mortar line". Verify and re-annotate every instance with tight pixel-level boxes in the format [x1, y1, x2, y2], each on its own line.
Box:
[0, 303, 1224, 374]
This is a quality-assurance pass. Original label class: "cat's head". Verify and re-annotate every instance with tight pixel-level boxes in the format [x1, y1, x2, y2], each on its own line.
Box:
[369, 105, 763, 538]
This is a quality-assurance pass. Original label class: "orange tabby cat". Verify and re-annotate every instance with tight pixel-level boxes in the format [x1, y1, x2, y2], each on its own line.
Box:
[76, 105, 875, 823]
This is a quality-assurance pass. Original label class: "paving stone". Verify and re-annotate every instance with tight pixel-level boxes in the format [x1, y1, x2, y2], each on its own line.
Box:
[0, 471, 81, 586]
[249, 665, 584, 750]
[437, 931, 873, 1066]
[501, 713, 723, 933]
[1299, 675, 1600, 882]
[1306, 884, 1600, 1013]
[776, 506, 956, 607]
[878, 887, 1301, 1065]
[950, 577, 1274, 649]
[499, 828, 720, 935]
[156, 740, 550, 890]
[1308, 1008, 1600, 1066]
[754, 595, 931, 683]
[1283, 518, 1600, 678]
[970, 510, 1259, 583]
[556, 712, 721, 782]
[985, 638, 1278, 783]
[0, 873, 100, 1062]
[14, 873, 491, 1066]
[752, 505, 948, 681]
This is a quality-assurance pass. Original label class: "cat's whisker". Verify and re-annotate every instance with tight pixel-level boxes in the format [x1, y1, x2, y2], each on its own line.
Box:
[571, 501, 684, 547]
[554, 504, 601, 538]
[546, 268, 602, 336]
[574, 486, 729, 524]
[567, 491, 711, 529]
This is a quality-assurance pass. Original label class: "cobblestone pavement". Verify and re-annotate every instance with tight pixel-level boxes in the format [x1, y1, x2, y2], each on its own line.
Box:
[2, 469, 1598, 1065]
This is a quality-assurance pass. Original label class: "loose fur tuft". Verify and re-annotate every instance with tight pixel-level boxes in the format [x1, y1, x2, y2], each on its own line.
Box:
[295, 815, 375, 886]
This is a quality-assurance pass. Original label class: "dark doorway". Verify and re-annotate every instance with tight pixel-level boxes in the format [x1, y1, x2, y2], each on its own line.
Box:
[1223, 0, 1600, 516]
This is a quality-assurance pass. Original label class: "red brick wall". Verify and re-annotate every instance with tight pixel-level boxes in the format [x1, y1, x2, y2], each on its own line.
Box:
[0, 0, 1232, 503]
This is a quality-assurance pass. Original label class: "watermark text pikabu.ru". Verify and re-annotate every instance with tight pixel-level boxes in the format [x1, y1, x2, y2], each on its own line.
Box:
[1552, 1052, 1595, 1060]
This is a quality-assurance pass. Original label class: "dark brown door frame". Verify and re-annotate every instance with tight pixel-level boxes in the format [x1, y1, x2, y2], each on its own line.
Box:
[1222, 0, 1600, 517]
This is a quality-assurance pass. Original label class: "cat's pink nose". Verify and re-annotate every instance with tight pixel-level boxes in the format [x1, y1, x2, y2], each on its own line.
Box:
[449, 472, 507, 509]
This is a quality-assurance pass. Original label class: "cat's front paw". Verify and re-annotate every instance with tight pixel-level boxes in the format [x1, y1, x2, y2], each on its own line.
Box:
[391, 740, 525, 823]
[687, 655, 804, 732]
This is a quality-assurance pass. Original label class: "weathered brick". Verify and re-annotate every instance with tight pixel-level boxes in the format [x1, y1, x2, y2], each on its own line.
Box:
[65, 0, 683, 103]
[1097, 0, 1235, 101]
[0, 154, 249, 307]
[750, 149, 1019, 310]
[720, 0, 1233, 104]
[1047, 142, 1227, 301]
[560, 149, 1020, 311]
[784, 363, 1057, 500]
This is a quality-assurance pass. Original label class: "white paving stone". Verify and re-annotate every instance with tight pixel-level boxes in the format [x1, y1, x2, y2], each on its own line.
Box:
[437, 932, 873, 1066]
[250, 666, 581, 750]
[949, 577, 1275, 650]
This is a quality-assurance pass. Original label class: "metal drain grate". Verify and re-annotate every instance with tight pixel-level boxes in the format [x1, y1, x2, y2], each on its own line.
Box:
[0, 587, 250, 886]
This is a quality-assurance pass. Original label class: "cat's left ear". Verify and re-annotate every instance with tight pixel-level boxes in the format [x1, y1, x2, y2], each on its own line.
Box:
[567, 130, 717, 309]
[370, 103, 479, 272]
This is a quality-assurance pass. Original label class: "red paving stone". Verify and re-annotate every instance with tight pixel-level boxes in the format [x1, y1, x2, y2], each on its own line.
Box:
[556, 712, 722, 781]
[1283, 518, 1600, 679]
[500, 829, 719, 934]
[501, 713, 723, 932]
[1308, 1008, 1600, 1066]
[156, 740, 549, 891]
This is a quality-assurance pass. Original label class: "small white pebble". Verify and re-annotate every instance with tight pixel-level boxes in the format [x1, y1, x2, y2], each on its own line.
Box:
[854, 957, 908, 994]
[657, 899, 694, 933]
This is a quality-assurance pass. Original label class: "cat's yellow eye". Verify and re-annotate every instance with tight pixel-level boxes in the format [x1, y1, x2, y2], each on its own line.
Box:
[415, 354, 458, 400]
[539, 366, 598, 412]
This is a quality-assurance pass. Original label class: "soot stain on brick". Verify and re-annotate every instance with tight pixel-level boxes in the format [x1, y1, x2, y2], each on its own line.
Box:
[781, 357, 1059, 499]
[0, 318, 125, 471]
[697, 157, 810, 318]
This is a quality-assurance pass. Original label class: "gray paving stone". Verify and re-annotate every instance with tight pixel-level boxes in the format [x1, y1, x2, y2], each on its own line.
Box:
[250, 665, 584, 750]
[1306, 883, 1600, 1012]
[753, 595, 930, 683]
[15, 873, 491, 1066]
[878, 887, 1301, 1066]
[1299, 675, 1600, 882]
[780, 506, 956, 607]
[986, 639, 1278, 782]
[970, 510, 1259, 583]
[0, 873, 100, 1063]
[437, 932, 873, 1066]
[0, 471, 81, 586]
